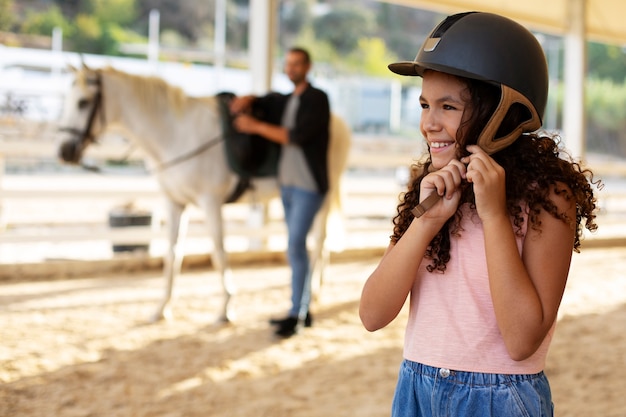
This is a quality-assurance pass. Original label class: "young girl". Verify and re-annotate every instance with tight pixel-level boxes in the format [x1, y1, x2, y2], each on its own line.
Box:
[359, 12, 598, 417]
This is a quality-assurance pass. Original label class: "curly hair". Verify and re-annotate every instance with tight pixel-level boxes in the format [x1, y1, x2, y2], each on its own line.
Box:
[391, 76, 598, 273]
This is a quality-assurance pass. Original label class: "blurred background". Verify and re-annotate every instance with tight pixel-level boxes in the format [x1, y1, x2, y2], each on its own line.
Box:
[2, 1, 626, 145]
[0, 0, 624, 265]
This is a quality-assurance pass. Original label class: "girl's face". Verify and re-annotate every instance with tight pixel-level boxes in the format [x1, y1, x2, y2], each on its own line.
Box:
[419, 70, 469, 170]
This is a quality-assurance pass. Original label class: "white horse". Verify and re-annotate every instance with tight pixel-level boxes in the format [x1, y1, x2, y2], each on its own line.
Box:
[57, 65, 351, 323]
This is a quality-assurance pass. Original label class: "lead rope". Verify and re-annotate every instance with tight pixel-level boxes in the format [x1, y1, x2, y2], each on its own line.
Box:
[151, 133, 224, 173]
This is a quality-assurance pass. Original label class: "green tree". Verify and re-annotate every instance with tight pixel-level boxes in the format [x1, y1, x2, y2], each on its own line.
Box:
[282, 0, 311, 36]
[586, 78, 626, 156]
[225, 1, 248, 52]
[376, 3, 439, 60]
[68, 13, 128, 55]
[90, 0, 137, 27]
[136, 0, 211, 42]
[0, 0, 13, 31]
[53, 0, 82, 18]
[291, 25, 337, 72]
[20, 5, 71, 36]
[312, 5, 374, 55]
[69, 13, 102, 53]
[588, 41, 626, 83]
[346, 37, 398, 77]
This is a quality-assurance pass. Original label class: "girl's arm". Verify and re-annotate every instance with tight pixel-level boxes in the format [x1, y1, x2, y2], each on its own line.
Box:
[464, 145, 575, 361]
[359, 160, 466, 331]
[483, 188, 574, 361]
[358, 217, 440, 331]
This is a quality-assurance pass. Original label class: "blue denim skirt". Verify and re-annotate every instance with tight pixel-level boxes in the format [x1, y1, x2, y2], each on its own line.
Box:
[391, 360, 554, 417]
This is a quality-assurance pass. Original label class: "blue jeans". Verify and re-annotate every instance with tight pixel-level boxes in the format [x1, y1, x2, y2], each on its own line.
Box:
[392, 360, 554, 417]
[280, 186, 325, 319]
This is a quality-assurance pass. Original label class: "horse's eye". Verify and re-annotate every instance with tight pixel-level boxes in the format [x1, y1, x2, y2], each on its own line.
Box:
[78, 98, 90, 110]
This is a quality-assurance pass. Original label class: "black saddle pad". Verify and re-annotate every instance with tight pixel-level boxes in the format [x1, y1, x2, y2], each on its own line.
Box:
[217, 92, 281, 178]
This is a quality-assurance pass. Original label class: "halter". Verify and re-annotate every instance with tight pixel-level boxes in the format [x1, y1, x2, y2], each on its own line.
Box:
[58, 71, 105, 148]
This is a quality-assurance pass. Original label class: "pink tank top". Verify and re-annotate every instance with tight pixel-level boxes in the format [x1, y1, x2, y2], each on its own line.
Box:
[403, 204, 555, 374]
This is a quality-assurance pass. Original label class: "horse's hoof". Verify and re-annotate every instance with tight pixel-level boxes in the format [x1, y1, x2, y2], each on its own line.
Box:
[149, 307, 172, 323]
[218, 309, 236, 323]
[220, 313, 232, 323]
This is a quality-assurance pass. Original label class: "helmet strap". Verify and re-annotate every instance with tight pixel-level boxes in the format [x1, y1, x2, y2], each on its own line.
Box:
[476, 85, 542, 154]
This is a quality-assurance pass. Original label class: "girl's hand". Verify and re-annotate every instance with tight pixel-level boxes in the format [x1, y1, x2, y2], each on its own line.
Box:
[419, 159, 466, 223]
[462, 145, 507, 222]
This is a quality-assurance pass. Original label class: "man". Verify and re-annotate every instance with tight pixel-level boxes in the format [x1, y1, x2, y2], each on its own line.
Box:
[230, 47, 330, 337]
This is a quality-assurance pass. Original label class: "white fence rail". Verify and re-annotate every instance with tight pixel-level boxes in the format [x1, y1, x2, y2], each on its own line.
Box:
[1, 136, 625, 265]
[0, 137, 408, 263]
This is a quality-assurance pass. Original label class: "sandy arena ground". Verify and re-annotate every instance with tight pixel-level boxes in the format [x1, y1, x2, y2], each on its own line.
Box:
[1, 246, 625, 417]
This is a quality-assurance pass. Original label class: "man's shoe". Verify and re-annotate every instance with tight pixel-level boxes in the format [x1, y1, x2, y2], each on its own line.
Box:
[274, 317, 299, 338]
[269, 311, 313, 328]
[303, 312, 313, 327]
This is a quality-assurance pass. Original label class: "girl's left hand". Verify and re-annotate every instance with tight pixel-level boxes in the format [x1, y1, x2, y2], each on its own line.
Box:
[461, 145, 507, 222]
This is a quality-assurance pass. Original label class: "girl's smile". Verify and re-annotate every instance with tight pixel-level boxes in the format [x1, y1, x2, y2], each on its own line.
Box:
[419, 70, 468, 169]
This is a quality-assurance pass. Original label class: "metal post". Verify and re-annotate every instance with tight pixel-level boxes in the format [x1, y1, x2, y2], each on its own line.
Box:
[248, 0, 277, 94]
[0, 155, 5, 230]
[214, 0, 226, 87]
[389, 80, 402, 133]
[563, 0, 586, 160]
[51, 27, 63, 78]
[148, 9, 160, 73]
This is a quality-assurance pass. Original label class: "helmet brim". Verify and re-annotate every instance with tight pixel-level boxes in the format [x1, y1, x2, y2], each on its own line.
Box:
[388, 62, 422, 76]
[388, 61, 487, 82]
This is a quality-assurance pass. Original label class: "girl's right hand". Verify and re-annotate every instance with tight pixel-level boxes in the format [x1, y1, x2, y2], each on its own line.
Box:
[419, 159, 466, 223]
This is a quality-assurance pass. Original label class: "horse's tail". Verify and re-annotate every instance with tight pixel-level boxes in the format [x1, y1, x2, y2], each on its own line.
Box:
[324, 113, 352, 252]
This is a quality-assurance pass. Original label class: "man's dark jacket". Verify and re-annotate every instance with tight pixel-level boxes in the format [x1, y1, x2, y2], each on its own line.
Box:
[254, 83, 330, 195]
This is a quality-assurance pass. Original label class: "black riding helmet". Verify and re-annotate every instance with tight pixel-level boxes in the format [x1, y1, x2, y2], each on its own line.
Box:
[389, 12, 549, 154]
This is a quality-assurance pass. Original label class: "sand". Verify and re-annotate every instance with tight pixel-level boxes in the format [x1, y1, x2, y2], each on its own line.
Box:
[1, 247, 625, 417]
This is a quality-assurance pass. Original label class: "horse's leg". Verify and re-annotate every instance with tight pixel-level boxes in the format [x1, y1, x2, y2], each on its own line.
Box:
[309, 114, 351, 303]
[151, 199, 187, 322]
[198, 196, 235, 323]
[247, 202, 268, 250]
[309, 195, 331, 304]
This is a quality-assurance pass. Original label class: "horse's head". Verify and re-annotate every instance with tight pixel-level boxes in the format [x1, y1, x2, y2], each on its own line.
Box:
[58, 63, 104, 164]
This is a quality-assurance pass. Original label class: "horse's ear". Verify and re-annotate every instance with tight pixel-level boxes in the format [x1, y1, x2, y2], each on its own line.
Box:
[79, 54, 90, 71]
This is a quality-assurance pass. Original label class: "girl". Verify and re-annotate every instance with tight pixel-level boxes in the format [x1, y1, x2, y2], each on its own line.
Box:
[359, 12, 598, 417]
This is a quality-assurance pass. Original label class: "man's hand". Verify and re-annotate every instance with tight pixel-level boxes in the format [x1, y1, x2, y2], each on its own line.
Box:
[229, 95, 255, 114]
[233, 114, 261, 134]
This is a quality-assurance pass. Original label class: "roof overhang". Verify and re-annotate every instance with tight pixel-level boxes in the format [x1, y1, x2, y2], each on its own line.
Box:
[380, 0, 626, 45]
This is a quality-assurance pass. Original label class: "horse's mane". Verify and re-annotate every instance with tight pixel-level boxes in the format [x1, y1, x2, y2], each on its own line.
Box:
[96, 67, 215, 116]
